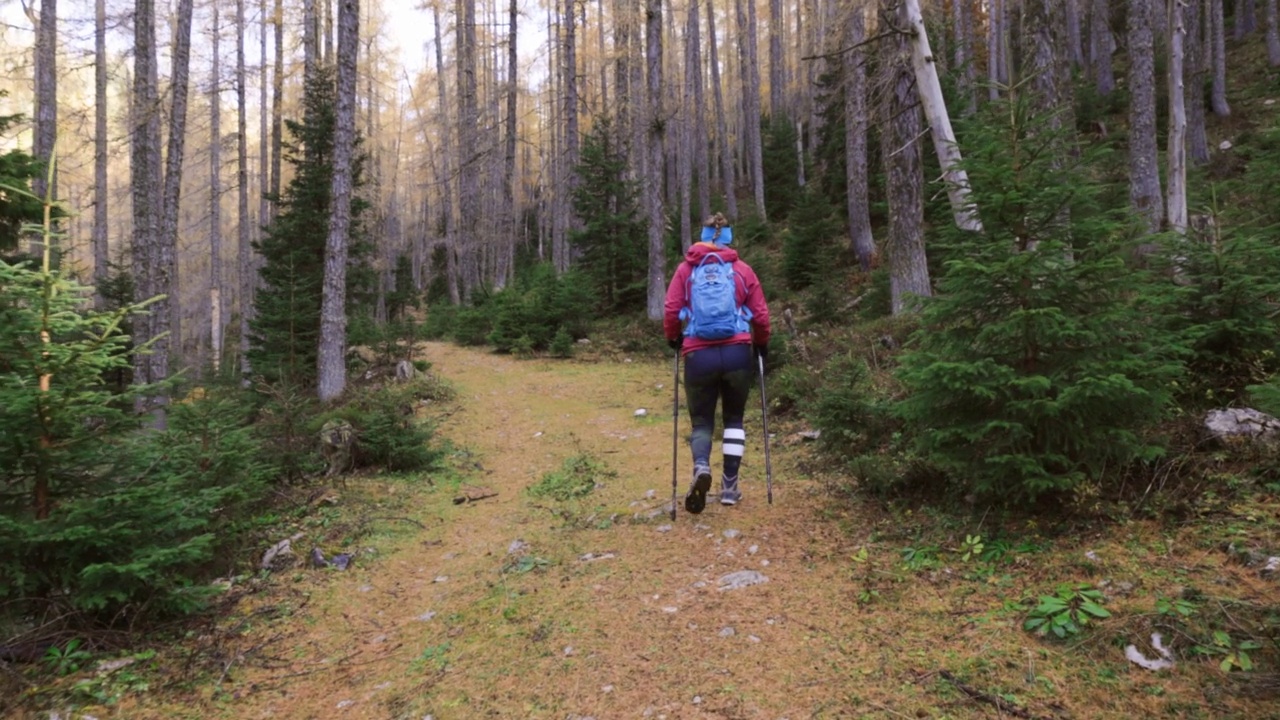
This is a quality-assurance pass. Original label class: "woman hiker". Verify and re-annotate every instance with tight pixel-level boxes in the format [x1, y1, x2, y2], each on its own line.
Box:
[663, 213, 772, 513]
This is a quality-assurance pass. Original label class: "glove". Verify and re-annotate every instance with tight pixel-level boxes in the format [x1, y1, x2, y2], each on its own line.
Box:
[668, 337, 684, 351]
[754, 343, 769, 366]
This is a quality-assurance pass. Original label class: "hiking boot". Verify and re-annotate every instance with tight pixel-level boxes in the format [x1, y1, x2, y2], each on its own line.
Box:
[685, 462, 713, 514]
[719, 474, 741, 506]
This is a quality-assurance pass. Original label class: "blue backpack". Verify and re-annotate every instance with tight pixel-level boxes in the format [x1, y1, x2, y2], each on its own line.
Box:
[680, 253, 752, 340]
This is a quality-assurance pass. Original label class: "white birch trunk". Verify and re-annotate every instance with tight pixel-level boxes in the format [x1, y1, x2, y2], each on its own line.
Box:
[317, 0, 359, 402]
[904, 0, 982, 232]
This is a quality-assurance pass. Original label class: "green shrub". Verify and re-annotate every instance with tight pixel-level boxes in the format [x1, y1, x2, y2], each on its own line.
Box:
[808, 352, 900, 460]
[422, 303, 457, 340]
[528, 454, 614, 501]
[317, 384, 440, 473]
[549, 327, 575, 358]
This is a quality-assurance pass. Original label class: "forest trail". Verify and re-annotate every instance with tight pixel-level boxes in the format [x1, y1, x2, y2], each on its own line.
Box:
[126, 342, 875, 719]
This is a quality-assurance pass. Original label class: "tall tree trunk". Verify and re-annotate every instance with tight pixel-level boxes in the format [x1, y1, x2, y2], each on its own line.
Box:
[160, 0, 195, 371]
[904, 0, 982, 232]
[736, 0, 766, 217]
[560, 0, 580, 273]
[237, 0, 252, 375]
[456, 0, 480, 296]
[210, 3, 224, 373]
[1168, 0, 1188, 234]
[1066, 0, 1085, 66]
[259, 0, 270, 235]
[1209, 0, 1231, 115]
[988, 0, 1006, 99]
[271, 0, 284, 206]
[614, 0, 631, 157]
[1266, 0, 1280, 65]
[769, 0, 784, 118]
[708, 0, 738, 217]
[32, 0, 57, 256]
[1234, 0, 1257, 36]
[952, 0, 977, 114]
[93, 0, 108, 304]
[690, 0, 709, 223]
[317, 0, 359, 402]
[131, 0, 162, 398]
[845, 7, 875, 270]
[304, 0, 318, 84]
[506, 0, 519, 286]
[679, 12, 694, 251]
[1091, 0, 1116, 93]
[645, 0, 666, 320]
[1129, 0, 1164, 233]
[432, 4, 459, 305]
[1187, 0, 1211, 163]
[885, 23, 930, 315]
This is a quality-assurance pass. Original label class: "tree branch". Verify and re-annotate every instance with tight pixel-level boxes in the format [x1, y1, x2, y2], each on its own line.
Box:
[800, 29, 907, 61]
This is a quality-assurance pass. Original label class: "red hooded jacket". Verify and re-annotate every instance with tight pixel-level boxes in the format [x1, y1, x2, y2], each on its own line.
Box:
[664, 242, 771, 356]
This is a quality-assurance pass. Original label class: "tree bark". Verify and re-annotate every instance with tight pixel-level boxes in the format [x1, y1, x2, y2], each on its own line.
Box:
[952, 0, 977, 114]
[1066, 0, 1085, 66]
[237, 0, 252, 375]
[845, 6, 875, 270]
[93, 0, 107, 304]
[988, 0, 1006, 99]
[1129, 0, 1165, 233]
[690, 0, 709, 223]
[432, 4, 459, 305]
[160, 0, 195, 369]
[1266, 0, 1280, 65]
[271, 0, 284, 207]
[317, 0, 359, 402]
[885, 23, 930, 315]
[32, 0, 57, 253]
[1186, 0, 1211, 163]
[260, 0, 270, 235]
[210, 3, 224, 373]
[645, 0, 666, 320]
[131, 0, 162, 397]
[456, 0, 480, 296]
[769, 0, 785, 119]
[708, 0, 738, 217]
[736, 0, 766, 217]
[1168, 0, 1189, 234]
[506, 0, 519, 285]
[561, 0, 580, 273]
[1091, 0, 1116, 94]
[1209, 0, 1231, 116]
[1234, 0, 1257, 36]
[304, 0, 319, 84]
[904, 0, 982, 232]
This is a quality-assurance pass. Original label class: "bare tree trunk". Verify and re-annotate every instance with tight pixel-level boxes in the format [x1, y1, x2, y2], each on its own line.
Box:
[304, 0, 318, 84]
[260, 0, 270, 234]
[645, 0, 666, 320]
[708, 0, 738, 217]
[989, 0, 1006, 99]
[93, 0, 108, 304]
[1168, 0, 1188, 234]
[210, 3, 224, 373]
[317, 0, 359, 402]
[131, 0, 162, 399]
[560, 0, 580, 273]
[324, 0, 335, 62]
[432, 4, 460, 305]
[952, 0, 977, 114]
[769, 0, 784, 119]
[1187, 0, 1211, 163]
[884, 15, 930, 315]
[1209, 0, 1231, 115]
[32, 0, 57, 256]
[1129, 0, 1164, 233]
[238, 0, 252, 375]
[904, 0, 982, 232]
[1091, 0, 1117, 94]
[1234, 0, 1258, 36]
[456, 0, 480, 296]
[272, 0, 284, 206]
[506, 0, 519, 285]
[690, 0, 709, 223]
[160, 0, 195, 371]
[1066, 0, 1085, 66]
[736, 0, 766, 217]
[1266, 0, 1280, 65]
[845, 7, 875, 270]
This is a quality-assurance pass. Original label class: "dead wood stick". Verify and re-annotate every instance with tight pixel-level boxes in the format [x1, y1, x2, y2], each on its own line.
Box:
[938, 670, 1053, 720]
[453, 492, 498, 505]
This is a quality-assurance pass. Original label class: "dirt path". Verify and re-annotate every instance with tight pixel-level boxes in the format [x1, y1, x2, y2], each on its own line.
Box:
[124, 342, 872, 720]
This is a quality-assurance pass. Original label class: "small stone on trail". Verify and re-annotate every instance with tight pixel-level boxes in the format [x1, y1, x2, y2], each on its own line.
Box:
[417, 611, 436, 621]
[533, 432, 543, 438]
[336, 700, 354, 709]
[579, 552, 616, 562]
[601, 685, 614, 693]
[434, 576, 449, 583]
[693, 695, 703, 704]
[1085, 550, 1099, 561]
[718, 570, 769, 591]
[1263, 557, 1280, 578]
[564, 646, 576, 656]
[359, 585, 373, 593]
[508, 539, 530, 555]
[646, 489, 657, 499]
[694, 523, 711, 531]
[719, 627, 735, 637]
[693, 581, 707, 589]
[761, 560, 770, 567]
[634, 409, 648, 417]
[723, 529, 741, 539]
[748, 635, 761, 643]
[657, 525, 673, 533]
[662, 606, 679, 613]
[748, 545, 759, 554]
[798, 429, 821, 441]
[1219, 139, 1233, 150]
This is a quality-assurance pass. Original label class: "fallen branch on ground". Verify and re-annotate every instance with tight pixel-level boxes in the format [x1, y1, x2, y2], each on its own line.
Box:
[938, 670, 1054, 720]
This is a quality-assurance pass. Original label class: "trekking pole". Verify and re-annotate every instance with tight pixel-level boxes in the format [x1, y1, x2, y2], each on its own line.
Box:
[670, 349, 680, 521]
[757, 352, 774, 505]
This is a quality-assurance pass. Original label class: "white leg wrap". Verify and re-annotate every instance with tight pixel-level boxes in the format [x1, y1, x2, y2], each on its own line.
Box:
[722, 427, 746, 457]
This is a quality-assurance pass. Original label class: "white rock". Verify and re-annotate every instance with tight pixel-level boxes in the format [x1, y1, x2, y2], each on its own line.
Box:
[1205, 407, 1280, 441]
[577, 338, 591, 344]
[1219, 139, 1233, 151]
[693, 695, 703, 704]
[761, 560, 771, 567]
[719, 626, 736, 637]
[657, 525, 673, 533]
[507, 539, 530, 555]
[723, 529, 741, 539]
[533, 432, 543, 438]
[336, 700, 354, 709]
[416, 611, 437, 621]
[748, 545, 759, 554]
[1085, 551, 1099, 561]
[434, 576, 449, 583]
[645, 489, 657, 499]
[1126, 633, 1175, 671]
[564, 646, 576, 656]
[602, 685, 614, 693]
[634, 409, 648, 417]
[718, 570, 770, 591]
[662, 606, 679, 613]
[747, 635, 761, 643]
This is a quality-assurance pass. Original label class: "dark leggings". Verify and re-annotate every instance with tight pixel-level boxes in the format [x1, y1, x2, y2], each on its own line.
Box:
[684, 342, 754, 477]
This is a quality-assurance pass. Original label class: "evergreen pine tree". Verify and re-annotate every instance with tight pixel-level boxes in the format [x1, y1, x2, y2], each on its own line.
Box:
[895, 96, 1184, 501]
[249, 66, 371, 385]
[0, 101, 47, 258]
[568, 119, 647, 312]
[761, 115, 801, 221]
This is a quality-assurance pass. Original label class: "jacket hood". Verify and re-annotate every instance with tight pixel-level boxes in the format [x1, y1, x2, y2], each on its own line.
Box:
[684, 242, 740, 265]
